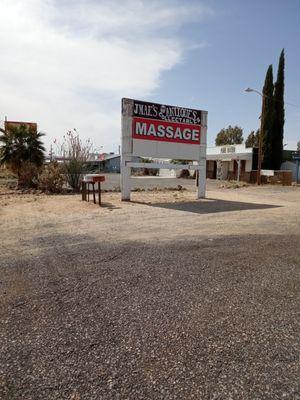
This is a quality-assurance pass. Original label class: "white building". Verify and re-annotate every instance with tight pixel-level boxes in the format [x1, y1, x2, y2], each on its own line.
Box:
[206, 144, 257, 182]
[156, 144, 257, 182]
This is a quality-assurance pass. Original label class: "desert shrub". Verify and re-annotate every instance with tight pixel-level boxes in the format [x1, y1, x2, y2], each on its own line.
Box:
[143, 167, 158, 176]
[179, 169, 190, 178]
[139, 158, 158, 176]
[55, 129, 92, 192]
[64, 158, 86, 191]
[18, 161, 40, 188]
[0, 166, 16, 180]
[38, 161, 65, 193]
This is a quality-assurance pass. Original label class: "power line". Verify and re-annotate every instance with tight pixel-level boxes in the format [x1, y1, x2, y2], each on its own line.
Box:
[285, 101, 300, 109]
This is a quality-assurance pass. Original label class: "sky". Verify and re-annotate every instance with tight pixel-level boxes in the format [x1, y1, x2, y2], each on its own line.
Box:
[0, 0, 299, 153]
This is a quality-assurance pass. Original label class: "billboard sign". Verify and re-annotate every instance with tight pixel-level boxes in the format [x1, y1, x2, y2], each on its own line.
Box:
[122, 98, 206, 161]
[121, 98, 207, 201]
[5, 120, 37, 133]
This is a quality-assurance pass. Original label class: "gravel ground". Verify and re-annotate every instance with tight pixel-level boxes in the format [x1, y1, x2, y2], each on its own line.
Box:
[0, 182, 299, 399]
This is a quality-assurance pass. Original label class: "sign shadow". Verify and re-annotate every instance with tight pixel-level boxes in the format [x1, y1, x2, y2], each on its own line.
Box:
[131, 198, 281, 215]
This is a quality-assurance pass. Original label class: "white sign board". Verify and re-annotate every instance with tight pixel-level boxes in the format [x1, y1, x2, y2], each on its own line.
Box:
[261, 169, 274, 176]
[121, 98, 207, 201]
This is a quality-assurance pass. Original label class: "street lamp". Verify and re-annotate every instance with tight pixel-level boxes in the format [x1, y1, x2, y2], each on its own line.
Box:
[245, 87, 265, 185]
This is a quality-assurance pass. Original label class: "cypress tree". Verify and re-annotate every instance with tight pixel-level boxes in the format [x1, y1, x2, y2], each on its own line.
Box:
[261, 65, 274, 169]
[272, 49, 285, 170]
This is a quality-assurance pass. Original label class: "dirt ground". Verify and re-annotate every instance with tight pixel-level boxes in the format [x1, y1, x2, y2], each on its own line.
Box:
[0, 182, 299, 399]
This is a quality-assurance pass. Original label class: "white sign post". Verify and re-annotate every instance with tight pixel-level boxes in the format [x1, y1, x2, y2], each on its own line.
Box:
[121, 98, 207, 201]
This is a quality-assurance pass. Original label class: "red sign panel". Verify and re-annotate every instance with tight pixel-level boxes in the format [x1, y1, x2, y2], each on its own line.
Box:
[132, 117, 201, 145]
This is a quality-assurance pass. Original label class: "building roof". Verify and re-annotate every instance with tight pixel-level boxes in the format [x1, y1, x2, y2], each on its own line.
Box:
[207, 144, 253, 161]
[104, 154, 120, 161]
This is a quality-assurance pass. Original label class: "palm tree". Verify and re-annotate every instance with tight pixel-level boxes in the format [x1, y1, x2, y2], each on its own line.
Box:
[0, 124, 45, 186]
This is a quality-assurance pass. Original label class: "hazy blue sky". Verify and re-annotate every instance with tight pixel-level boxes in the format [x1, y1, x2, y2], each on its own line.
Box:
[158, 0, 300, 149]
[0, 0, 299, 152]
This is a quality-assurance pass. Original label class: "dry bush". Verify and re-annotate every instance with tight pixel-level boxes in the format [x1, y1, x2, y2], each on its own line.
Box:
[0, 166, 16, 180]
[38, 162, 65, 193]
[179, 169, 191, 178]
[55, 129, 93, 192]
[143, 168, 158, 176]
[18, 161, 40, 188]
[0, 166, 17, 190]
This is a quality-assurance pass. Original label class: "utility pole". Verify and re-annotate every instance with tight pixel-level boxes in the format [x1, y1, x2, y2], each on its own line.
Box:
[49, 144, 53, 161]
[257, 94, 265, 185]
[245, 88, 265, 185]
